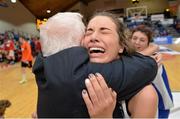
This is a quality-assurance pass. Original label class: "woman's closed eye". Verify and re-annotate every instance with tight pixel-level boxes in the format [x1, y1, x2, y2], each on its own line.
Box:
[85, 28, 93, 36]
[100, 27, 112, 34]
[140, 38, 145, 42]
[132, 37, 138, 41]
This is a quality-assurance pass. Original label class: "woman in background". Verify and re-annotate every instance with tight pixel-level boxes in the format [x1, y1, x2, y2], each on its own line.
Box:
[130, 25, 174, 118]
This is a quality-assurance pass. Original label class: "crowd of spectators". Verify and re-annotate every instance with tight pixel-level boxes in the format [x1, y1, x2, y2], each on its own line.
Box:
[126, 18, 180, 38]
[0, 31, 41, 66]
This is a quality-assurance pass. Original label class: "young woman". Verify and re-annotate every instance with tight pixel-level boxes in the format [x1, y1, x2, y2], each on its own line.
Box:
[81, 12, 158, 118]
[130, 25, 173, 118]
[84, 24, 173, 118]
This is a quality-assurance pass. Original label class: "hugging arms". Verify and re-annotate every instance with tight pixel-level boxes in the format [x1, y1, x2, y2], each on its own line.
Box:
[33, 12, 158, 118]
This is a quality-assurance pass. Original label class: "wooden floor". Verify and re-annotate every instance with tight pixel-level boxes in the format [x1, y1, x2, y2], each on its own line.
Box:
[162, 44, 180, 92]
[0, 44, 180, 118]
[163, 55, 180, 92]
[0, 64, 37, 118]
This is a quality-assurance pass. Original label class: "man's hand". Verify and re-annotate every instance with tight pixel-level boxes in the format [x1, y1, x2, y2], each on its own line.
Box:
[82, 73, 117, 118]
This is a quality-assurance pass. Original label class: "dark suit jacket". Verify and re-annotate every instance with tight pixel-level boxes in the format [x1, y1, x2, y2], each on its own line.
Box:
[33, 46, 157, 118]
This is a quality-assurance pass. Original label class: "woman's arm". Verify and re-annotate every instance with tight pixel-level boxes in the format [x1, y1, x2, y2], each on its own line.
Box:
[139, 43, 159, 56]
[140, 43, 162, 66]
[128, 84, 158, 118]
[82, 74, 158, 118]
[151, 53, 162, 66]
[82, 73, 117, 118]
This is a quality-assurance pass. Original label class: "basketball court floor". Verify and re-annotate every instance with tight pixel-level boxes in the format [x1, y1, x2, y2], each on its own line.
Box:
[0, 44, 180, 118]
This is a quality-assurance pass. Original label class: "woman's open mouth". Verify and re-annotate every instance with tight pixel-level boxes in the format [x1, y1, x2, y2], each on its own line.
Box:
[89, 47, 105, 54]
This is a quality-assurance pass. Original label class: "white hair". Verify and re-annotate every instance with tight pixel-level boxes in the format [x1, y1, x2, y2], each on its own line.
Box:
[40, 12, 85, 57]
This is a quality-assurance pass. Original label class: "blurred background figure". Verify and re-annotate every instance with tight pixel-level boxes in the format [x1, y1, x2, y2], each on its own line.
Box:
[18, 37, 33, 84]
[130, 25, 174, 118]
[4, 39, 15, 65]
[0, 100, 11, 118]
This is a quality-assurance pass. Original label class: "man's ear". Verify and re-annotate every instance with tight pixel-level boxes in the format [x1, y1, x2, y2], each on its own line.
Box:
[80, 35, 85, 46]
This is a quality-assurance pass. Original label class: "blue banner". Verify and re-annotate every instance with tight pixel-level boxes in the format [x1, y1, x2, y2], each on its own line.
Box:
[153, 36, 173, 44]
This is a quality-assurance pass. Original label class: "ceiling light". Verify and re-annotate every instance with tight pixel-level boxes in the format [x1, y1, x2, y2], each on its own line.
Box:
[166, 9, 170, 12]
[43, 18, 48, 22]
[11, 0, 16, 3]
[46, 9, 51, 13]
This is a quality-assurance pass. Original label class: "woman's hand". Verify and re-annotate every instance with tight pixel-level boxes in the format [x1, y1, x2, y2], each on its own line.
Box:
[82, 73, 117, 118]
[31, 112, 37, 119]
[151, 53, 162, 67]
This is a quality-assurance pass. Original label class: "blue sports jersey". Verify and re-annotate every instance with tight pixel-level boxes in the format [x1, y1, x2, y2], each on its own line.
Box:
[153, 65, 174, 118]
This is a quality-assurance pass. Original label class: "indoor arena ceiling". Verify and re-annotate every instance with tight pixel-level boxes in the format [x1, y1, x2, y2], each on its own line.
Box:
[19, 0, 94, 19]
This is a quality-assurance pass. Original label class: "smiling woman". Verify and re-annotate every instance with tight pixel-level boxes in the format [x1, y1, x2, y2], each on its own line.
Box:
[81, 12, 158, 118]
[130, 25, 174, 118]
[131, 26, 153, 52]
[82, 16, 122, 63]
[81, 12, 135, 63]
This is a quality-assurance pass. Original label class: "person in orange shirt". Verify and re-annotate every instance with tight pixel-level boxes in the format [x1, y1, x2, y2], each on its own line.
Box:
[19, 37, 33, 84]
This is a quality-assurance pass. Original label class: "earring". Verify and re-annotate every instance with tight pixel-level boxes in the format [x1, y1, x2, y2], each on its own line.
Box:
[119, 48, 124, 53]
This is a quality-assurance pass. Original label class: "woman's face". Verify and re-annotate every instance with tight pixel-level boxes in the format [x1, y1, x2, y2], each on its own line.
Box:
[81, 16, 123, 63]
[131, 31, 149, 52]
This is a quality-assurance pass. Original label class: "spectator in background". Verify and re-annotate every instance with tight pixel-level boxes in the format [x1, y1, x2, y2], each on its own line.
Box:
[5, 39, 15, 64]
[0, 48, 4, 62]
[130, 25, 174, 118]
[19, 37, 33, 84]
[34, 38, 41, 56]
[175, 20, 180, 33]
[0, 39, 4, 62]
[29, 38, 36, 57]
